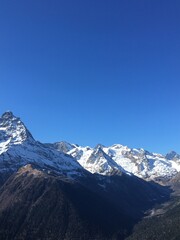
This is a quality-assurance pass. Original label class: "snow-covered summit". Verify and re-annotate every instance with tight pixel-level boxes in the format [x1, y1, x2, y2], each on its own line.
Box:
[52, 143, 125, 176]
[77, 145, 124, 175]
[0, 111, 180, 181]
[0, 112, 84, 177]
[51, 142, 180, 180]
[0, 111, 34, 146]
[103, 145, 179, 180]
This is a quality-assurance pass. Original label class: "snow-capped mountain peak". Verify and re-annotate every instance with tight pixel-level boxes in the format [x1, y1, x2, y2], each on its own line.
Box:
[64, 144, 125, 175]
[0, 111, 34, 146]
[54, 143, 180, 180]
[0, 111, 180, 182]
[1, 111, 14, 119]
[0, 112, 85, 177]
[166, 151, 180, 160]
[87, 146, 124, 175]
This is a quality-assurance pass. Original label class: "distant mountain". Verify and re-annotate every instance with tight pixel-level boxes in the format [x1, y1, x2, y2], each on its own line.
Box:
[45, 141, 76, 153]
[51, 142, 180, 181]
[68, 144, 125, 175]
[0, 111, 177, 239]
[166, 150, 180, 160]
[0, 111, 178, 185]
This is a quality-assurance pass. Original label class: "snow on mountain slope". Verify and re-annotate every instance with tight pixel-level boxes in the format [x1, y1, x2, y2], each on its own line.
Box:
[102, 145, 179, 180]
[0, 112, 84, 177]
[0, 111, 34, 149]
[68, 144, 125, 175]
[1, 111, 180, 181]
[59, 143, 180, 180]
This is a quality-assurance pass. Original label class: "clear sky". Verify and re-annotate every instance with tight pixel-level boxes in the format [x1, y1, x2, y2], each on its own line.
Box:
[0, 0, 180, 154]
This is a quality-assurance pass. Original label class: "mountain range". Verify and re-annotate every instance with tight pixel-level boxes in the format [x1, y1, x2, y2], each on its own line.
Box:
[0, 111, 179, 240]
[47, 140, 180, 182]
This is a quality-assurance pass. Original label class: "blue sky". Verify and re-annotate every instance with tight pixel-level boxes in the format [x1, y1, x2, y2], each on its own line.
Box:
[0, 0, 180, 154]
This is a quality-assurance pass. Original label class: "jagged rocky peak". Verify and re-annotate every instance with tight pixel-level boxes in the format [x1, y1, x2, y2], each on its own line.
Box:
[86, 145, 124, 175]
[94, 143, 105, 150]
[1, 111, 14, 119]
[166, 151, 180, 160]
[0, 111, 34, 144]
[90, 149, 102, 161]
[94, 145, 105, 154]
[53, 141, 75, 153]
